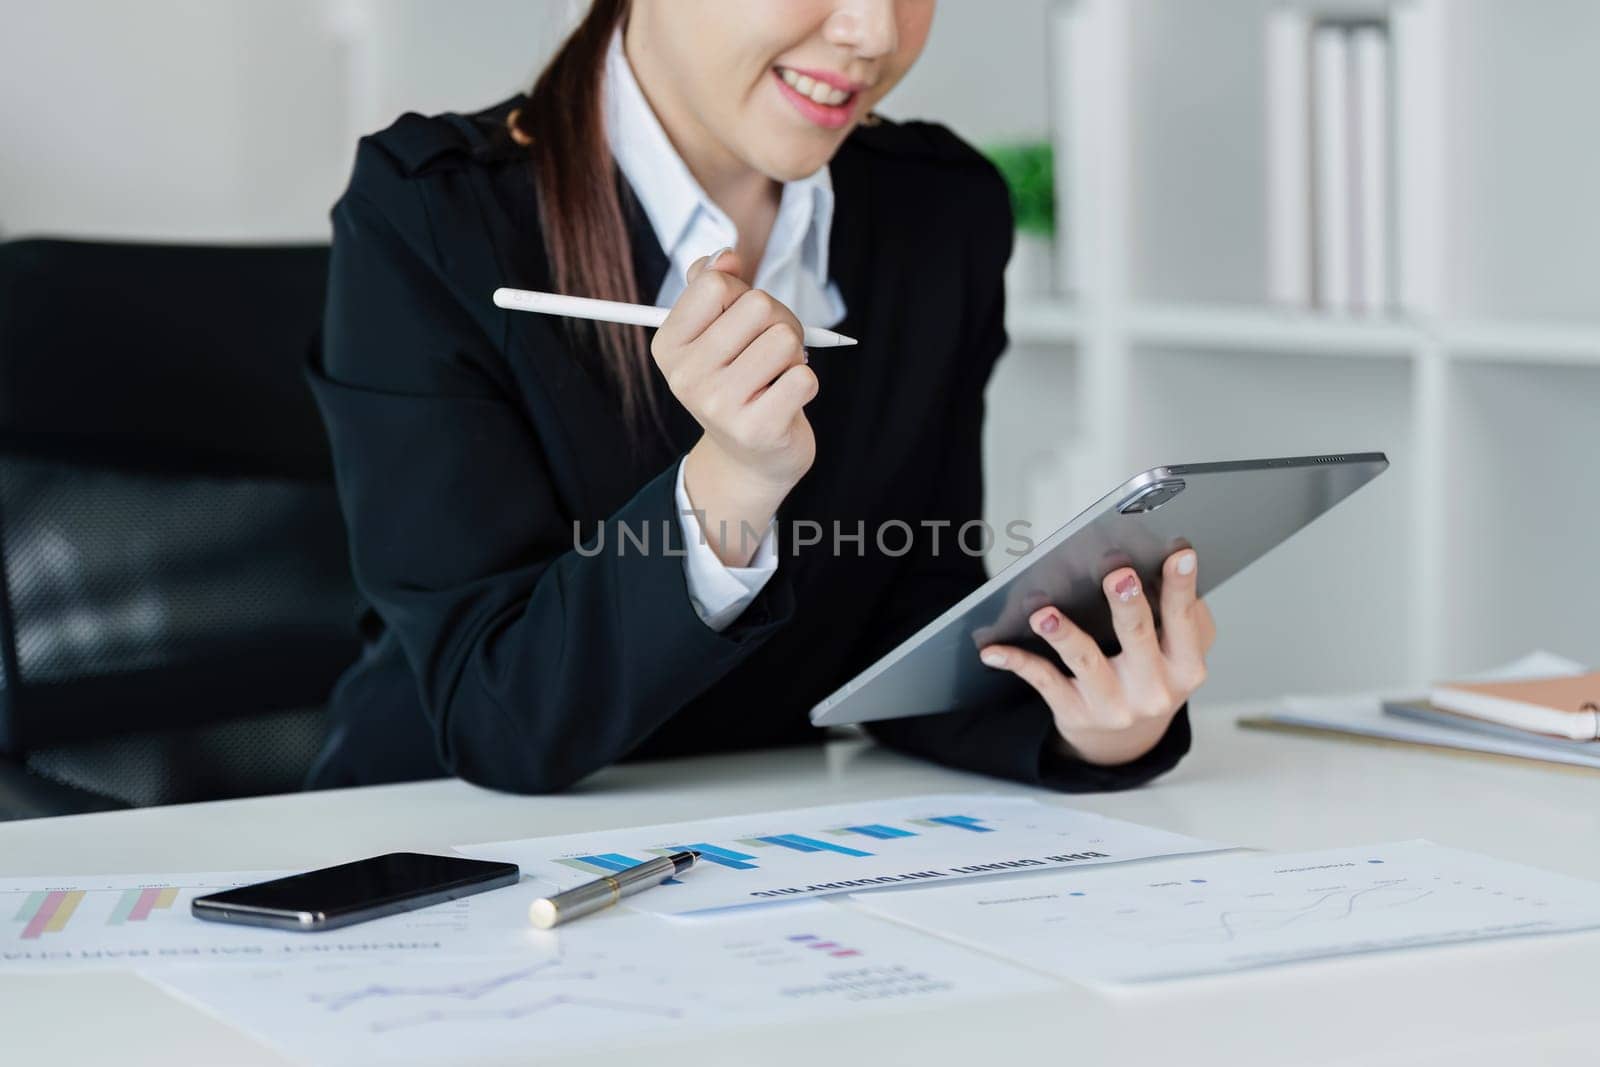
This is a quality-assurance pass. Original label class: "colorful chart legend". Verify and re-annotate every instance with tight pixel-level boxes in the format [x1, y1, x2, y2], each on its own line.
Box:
[788, 933, 862, 958]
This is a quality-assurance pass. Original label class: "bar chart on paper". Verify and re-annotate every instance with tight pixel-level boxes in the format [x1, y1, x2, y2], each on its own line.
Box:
[458, 793, 1222, 915]
[13, 889, 86, 939]
[1, 870, 548, 971]
[12, 883, 183, 941]
[7, 878, 198, 945]
[145, 902, 1056, 1065]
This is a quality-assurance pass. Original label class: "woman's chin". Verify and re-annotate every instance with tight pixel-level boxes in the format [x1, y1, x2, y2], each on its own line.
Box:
[744, 136, 846, 183]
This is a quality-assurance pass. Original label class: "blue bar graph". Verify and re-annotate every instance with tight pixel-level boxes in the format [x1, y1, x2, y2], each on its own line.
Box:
[552, 809, 1008, 885]
[559, 853, 681, 884]
[757, 834, 873, 857]
[842, 824, 917, 840]
[674, 843, 760, 871]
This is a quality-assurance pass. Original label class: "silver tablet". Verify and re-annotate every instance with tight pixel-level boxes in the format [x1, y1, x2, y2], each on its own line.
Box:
[809, 452, 1388, 727]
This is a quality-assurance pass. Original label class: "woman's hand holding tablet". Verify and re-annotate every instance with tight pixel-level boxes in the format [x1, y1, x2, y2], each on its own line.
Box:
[656, 246, 1221, 769]
[809, 453, 1388, 772]
[978, 550, 1217, 767]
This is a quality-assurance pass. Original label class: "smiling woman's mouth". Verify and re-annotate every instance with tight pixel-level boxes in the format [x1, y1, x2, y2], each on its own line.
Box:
[772, 66, 861, 129]
[775, 66, 854, 107]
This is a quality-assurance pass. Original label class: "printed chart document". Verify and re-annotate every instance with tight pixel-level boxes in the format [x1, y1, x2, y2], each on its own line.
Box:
[144, 901, 1057, 1064]
[457, 793, 1220, 916]
[2, 870, 555, 971]
[851, 840, 1600, 984]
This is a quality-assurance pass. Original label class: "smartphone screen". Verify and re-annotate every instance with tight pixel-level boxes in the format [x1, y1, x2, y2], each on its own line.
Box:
[192, 852, 520, 932]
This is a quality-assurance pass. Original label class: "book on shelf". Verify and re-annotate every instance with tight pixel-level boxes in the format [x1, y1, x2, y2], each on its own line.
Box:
[1265, 7, 1395, 315]
[1045, 0, 1085, 299]
[1265, 6, 1312, 307]
[1312, 22, 1353, 312]
[1351, 23, 1391, 314]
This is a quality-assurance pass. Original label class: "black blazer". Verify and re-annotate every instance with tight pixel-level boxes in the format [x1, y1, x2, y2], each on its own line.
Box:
[306, 96, 1190, 793]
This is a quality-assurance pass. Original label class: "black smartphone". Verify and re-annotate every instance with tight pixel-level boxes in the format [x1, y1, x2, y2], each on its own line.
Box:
[191, 852, 520, 932]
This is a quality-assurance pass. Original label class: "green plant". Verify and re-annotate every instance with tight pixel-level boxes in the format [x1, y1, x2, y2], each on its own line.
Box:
[983, 141, 1055, 237]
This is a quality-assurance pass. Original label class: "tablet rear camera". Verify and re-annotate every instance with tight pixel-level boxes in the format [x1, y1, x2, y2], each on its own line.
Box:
[1118, 480, 1186, 514]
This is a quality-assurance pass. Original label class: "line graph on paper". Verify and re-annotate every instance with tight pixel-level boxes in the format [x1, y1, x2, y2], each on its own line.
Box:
[847, 841, 1600, 984]
[143, 904, 1057, 1063]
[305, 955, 688, 1033]
[368, 993, 684, 1033]
[311, 961, 594, 1011]
[1051, 880, 1441, 947]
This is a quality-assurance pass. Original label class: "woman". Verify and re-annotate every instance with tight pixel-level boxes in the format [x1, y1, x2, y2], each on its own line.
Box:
[307, 0, 1217, 793]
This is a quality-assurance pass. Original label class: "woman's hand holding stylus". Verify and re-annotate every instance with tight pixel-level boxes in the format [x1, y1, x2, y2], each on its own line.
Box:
[655, 248, 819, 567]
[978, 549, 1218, 766]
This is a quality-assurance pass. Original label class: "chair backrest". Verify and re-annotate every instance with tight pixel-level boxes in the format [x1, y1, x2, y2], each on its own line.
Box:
[0, 239, 360, 806]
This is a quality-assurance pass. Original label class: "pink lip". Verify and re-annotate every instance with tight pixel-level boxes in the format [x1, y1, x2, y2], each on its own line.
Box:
[772, 69, 859, 130]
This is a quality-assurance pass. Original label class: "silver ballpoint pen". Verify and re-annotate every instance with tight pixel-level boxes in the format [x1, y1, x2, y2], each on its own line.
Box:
[529, 850, 700, 929]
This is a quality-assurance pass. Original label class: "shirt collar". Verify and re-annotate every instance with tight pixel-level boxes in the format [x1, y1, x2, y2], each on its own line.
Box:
[602, 29, 834, 292]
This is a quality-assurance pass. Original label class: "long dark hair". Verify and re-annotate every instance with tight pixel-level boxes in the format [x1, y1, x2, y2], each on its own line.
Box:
[510, 0, 660, 436]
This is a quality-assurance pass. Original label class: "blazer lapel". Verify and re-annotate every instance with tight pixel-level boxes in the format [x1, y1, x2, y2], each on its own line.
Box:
[622, 177, 706, 464]
[824, 148, 873, 336]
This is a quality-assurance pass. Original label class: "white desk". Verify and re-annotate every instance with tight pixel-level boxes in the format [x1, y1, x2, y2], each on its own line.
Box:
[3, 703, 1597, 1067]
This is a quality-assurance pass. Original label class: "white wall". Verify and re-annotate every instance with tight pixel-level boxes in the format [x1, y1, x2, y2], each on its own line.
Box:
[0, 0, 1052, 243]
[887, 0, 1053, 141]
[1444, 0, 1600, 322]
[0, 1, 348, 241]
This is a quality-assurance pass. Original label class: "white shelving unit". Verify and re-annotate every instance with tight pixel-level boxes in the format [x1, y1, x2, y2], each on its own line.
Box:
[984, 0, 1600, 702]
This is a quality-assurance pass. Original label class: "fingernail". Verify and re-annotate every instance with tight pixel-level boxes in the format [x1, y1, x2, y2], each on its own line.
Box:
[1114, 574, 1140, 602]
[687, 246, 733, 281]
[1033, 611, 1059, 635]
[1176, 552, 1196, 576]
[980, 650, 1008, 668]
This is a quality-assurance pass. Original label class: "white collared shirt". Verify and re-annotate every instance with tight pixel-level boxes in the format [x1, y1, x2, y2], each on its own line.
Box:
[603, 30, 846, 631]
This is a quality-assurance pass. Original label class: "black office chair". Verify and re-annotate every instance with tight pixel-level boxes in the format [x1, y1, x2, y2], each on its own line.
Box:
[0, 239, 361, 820]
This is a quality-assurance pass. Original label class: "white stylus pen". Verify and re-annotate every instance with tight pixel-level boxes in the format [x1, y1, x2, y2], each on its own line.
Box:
[492, 288, 858, 348]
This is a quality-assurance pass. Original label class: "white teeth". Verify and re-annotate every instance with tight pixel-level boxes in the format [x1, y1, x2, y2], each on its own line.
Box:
[778, 67, 852, 108]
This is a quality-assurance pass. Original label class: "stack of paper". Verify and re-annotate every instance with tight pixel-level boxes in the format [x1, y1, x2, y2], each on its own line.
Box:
[1242, 652, 1600, 770]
